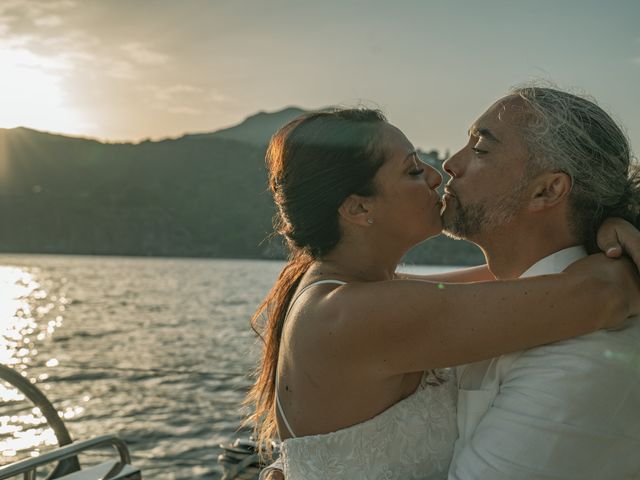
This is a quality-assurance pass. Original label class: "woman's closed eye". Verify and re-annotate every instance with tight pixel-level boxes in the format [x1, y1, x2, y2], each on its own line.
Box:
[409, 167, 425, 176]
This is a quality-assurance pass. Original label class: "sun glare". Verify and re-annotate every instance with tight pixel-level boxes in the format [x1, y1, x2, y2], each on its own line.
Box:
[0, 266, 61, 460]
[0, 267, 38, 367]
[0, 47, 88, 134]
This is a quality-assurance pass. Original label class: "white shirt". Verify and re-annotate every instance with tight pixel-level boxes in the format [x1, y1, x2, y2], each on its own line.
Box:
[449, 246, 640, 480]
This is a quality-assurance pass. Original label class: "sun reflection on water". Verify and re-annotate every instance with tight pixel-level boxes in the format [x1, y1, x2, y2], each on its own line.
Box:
[0, 265, 64, 462]
[0, 266, 40, 367]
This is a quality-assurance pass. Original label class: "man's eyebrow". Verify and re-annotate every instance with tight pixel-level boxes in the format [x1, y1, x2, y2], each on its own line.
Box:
[468, 126, 501, 143]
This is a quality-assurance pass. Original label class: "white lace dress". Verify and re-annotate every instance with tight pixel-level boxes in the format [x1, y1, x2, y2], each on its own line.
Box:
[280, 369, 457, 480]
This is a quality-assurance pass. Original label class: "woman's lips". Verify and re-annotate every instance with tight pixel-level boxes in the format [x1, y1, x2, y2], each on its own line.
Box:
[441, 190, 456, 214]
[430, 192, 443, 208]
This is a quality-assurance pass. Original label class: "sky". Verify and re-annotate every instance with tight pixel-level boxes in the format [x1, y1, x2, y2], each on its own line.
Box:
[0, 0, 639, 155]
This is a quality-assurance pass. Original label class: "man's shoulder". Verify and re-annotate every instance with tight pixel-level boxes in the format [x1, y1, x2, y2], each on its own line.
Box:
[490, 318, 640, 439]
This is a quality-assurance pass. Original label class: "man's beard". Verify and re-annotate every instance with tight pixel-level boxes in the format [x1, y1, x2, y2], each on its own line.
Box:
[442, 183, 529, 240]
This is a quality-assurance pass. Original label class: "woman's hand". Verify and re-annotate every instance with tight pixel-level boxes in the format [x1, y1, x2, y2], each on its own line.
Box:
[597, 218, 640, 269]
[565, 253, 640, 326]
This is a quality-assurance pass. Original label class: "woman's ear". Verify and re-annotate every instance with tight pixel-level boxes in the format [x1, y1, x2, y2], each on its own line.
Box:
[338, 194, 375, 227]
[528, 172, 572, 212]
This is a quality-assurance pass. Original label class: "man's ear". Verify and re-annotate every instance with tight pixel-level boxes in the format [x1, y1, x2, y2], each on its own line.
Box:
[338, 194, 374, 227]
[528, 172, 572, 211]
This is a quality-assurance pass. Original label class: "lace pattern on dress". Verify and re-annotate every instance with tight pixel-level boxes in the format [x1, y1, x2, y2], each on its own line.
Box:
[281, 368, 458, 480]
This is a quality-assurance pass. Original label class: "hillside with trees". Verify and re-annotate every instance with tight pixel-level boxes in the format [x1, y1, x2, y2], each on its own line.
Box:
[0, 109, 483, 265]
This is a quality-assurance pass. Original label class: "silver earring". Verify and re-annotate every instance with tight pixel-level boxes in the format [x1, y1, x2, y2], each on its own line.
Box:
[367, 218, 374, 224]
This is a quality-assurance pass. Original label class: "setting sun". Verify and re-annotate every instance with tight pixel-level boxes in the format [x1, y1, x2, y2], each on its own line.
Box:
[0, 47, 86, 133]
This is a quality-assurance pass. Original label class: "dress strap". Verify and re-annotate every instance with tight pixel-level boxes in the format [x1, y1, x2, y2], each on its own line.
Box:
[276, 375, 298, 438]
[287, 279, 347, 315]
[276, 279, 347, 439]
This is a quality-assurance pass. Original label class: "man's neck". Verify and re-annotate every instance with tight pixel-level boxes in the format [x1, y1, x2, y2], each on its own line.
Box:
[475, 223, 580, 280]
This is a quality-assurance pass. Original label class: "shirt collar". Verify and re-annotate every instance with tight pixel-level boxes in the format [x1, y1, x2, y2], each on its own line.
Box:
[519, 245, 588, 278]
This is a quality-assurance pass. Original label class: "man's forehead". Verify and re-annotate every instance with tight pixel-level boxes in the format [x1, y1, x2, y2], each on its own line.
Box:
[471, 96, 528, 138]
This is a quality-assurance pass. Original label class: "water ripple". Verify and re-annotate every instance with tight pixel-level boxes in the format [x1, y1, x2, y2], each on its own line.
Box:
[0, 255, 286, 478]
[0, 255, 448, 478]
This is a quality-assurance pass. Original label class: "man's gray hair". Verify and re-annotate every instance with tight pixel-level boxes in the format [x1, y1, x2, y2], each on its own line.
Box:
[510, 85, 640, 251]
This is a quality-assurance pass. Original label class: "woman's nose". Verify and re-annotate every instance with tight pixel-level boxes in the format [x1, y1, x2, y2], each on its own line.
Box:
[425, 165, 442, 190]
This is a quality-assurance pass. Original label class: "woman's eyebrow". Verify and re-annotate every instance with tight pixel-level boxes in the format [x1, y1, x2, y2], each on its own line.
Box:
[403, 151, 418, 163]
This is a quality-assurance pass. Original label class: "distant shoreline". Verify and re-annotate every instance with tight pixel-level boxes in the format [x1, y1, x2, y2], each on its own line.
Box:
[0, 250, 481, 267]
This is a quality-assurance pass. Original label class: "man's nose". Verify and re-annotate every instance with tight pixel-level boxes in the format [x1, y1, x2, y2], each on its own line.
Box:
[442, 149, 465, 178]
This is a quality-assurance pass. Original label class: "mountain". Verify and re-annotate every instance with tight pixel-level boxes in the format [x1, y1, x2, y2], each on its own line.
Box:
[183, 107, 307, 145]
[0, 112, 483, 265]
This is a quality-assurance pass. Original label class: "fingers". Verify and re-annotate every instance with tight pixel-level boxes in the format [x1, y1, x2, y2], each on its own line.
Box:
[605, 245, 623, 258]
[597, 218, 623, 258]
[612, 220, 640, 270]
[597, 218, 640, 270]
[620, 235, 640, 272]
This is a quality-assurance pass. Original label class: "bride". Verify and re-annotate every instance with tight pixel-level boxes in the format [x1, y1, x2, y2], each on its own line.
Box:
[245, 108, 640, 479]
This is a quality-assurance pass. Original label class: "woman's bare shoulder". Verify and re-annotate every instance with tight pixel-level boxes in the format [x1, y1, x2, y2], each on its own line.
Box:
[284, 281, 364, 350]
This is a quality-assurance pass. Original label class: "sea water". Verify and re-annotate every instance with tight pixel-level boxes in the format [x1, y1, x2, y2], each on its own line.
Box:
[0, 254, 452, 479]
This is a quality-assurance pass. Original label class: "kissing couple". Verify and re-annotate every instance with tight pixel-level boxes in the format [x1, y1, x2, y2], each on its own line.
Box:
[249, 85, 640, 480]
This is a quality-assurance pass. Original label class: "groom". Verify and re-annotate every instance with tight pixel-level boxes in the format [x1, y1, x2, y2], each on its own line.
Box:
[261, 86, 640, 479]
[443, 86, 640, 479]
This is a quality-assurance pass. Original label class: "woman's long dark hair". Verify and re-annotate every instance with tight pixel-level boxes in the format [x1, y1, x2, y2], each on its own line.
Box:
[244, 109, 387, 453]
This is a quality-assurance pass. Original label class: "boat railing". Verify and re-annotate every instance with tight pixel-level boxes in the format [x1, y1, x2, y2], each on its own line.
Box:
[0, 434, 139, 480]
[1, 363, 140, 479]
[2, 360, 255, 478]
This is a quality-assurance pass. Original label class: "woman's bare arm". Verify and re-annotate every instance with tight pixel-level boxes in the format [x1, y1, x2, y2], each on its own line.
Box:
[318, 255, 638, 377]
[394, 218, 640, 284]
[396, 264, 495, 283]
